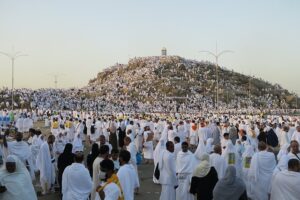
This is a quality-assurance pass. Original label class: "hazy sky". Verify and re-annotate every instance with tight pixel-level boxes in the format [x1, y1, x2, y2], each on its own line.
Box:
[0, 0, 299, 94]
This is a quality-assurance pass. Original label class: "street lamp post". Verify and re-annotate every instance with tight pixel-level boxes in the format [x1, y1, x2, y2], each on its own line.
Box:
[199, 44, 233, 110]
[0, 50, 27, 110]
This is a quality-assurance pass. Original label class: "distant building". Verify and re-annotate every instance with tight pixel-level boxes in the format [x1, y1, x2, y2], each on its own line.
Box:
[161, 47, 167, 56]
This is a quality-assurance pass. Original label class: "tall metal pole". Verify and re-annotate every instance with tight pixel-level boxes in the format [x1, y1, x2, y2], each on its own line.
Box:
[248, 76, 251, 107]
[215, 43, 219, 109]
[0, 50, 27, 111]
[295, 93, 298, 109]
[12, 58, 14, 110]
[199, 45, 233, 110]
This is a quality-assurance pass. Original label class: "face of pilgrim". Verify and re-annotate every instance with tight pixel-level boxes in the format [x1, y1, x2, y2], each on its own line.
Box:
[6, 162, 16, 173]
[181, 144, 188, 152]
[290, 142, 299, 154]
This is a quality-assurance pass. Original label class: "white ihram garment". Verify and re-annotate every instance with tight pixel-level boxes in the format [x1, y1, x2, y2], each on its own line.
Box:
[62, 163, 93, 200]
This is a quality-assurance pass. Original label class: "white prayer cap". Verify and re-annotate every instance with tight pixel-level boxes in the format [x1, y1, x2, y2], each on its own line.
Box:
[6, 155, 16, 163]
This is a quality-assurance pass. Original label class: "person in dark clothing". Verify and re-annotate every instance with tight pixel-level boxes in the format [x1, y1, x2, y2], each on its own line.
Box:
[86, 143, 99, 177]
[117, 119, 126, 148]
[266, 125, 279, 147]
[57, 143, 75, 191]
[190, 154, 218, 200]
[257, 128, 267, 143]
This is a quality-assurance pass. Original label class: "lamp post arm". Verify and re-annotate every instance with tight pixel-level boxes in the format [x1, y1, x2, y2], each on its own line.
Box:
[0, 51, 12, 58]
[217, 50, 234, 57]
[199, 51, 217, 59]
[15, 54, 28, 59]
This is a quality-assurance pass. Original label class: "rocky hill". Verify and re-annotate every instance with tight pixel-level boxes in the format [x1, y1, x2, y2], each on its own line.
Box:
[0, 55, 298, 112]
[88, 55, 296, 110]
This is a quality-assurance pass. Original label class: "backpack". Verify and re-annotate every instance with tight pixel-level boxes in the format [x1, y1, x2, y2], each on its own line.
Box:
[154, 163, 160, 180]
[266, 129, 279, 147]
[83, 125, 87, 135]
[136, 152, 143, 165]
[91, 125, 95, 134]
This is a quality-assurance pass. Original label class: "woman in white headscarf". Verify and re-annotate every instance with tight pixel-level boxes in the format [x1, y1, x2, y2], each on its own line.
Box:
[190, 154, 218, 200]
[193, 139, 206, 167]
[153, 138, 166, 184]
[0, 155, 37, 200]
[213, 166, 247, 200]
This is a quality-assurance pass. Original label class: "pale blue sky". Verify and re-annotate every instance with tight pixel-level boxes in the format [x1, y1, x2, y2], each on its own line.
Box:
[0, 0, 299, 94]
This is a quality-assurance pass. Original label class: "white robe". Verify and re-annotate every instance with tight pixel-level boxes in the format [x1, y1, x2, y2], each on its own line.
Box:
[209, 153, 227, 179]
[72, 134, 83, 153]
[270, 170, 300, 200]
[101, 182, 121, 200]
[30, 135, 41, 171]
[117, 164, 139, 200]
[126, 142, 140, 188]
[248, 151, 276, 200]
[0, 156, 37, 200]
[174, 143, 181, 160]
[175, 151, 194, 200]
[159, 150, 177, 200]
[143, 131, 154, 159]
[23, 118, 33, 132]
[91, 157, 104, 200]
[36, 142, 55, 190]
[153, 139, 166, 183]
[127, 142, 137, 165]
[6, 141, 35, 180]
[62, 163, 93, 200]
[198, 127, 211, 143]
[242, 145, 254, 195]
[54, 136, 67, 155]
[15, 118, 24, 132]
[189, 129, 198, 145]
[291, 131, 300, 144]
[222, 142, 242, 177]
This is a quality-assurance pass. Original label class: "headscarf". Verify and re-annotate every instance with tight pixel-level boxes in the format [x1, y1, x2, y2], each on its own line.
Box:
[194, 139, 206, 160]
[192, 154, 211, 178]
[90, 143, 100, 159]
[213, 166, 246, 200]
[57, 143, 74, 172]
[62, 143, 73, 155]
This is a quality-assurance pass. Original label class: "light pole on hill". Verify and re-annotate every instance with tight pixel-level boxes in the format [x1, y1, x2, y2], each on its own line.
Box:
[199, 44, 233, 110]
[0, 49, 27, 110]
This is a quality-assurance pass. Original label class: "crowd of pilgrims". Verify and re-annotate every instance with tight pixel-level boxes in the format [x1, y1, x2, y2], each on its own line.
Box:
[0, 54, 293, 114]
[0, 109, 300, 200]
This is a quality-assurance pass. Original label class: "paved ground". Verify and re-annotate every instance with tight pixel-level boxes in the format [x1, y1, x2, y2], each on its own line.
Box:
[37, 163, 161, 200]
[33, 121, 161, 200]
